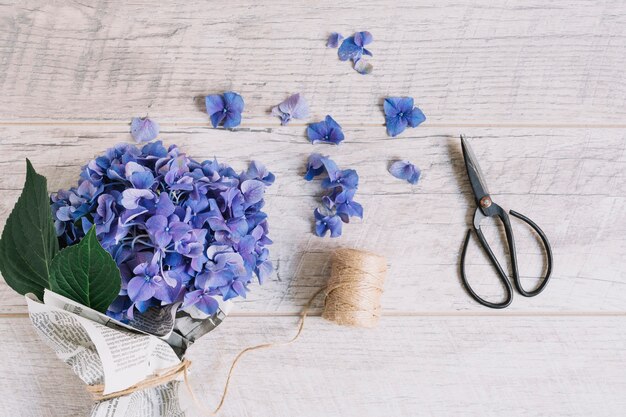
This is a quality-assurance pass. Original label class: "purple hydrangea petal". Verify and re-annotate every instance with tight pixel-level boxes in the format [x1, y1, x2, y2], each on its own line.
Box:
[121, 189, 155, 209]
[385, 115, 409, 137]
[338, 36, 362, 62]
[155, 193, 175, 216]
[407, 107, 426, 128]
[130, 171, 155, 189]
[146, 214, 168, 235]
[383, 98, 403, 118]
[354, 31, 373, 47]
[240, 180, 265, 205]
[314, 209, 343, 238]
[196, 294, 219, 315]
[130, 117, 160, 143]
[223, 111, 242, 129]
[181, 289, 204, 309]
[168, 222, 192, 241]
[354, 58, 373, 75]
[389, 160, 421, 185]
[127, 276, 156, 302]
[205, 95, 225, 117]
[307, 116, 344, 145]
[326, 32, 344, 48]
[304, 153, 326, 180]
[306, 120, 328, 142]
[272, 93, 309, 126]
[210, 111, 227, 129]
[397, 97, 415, 114]
[223, 91, 244, 113]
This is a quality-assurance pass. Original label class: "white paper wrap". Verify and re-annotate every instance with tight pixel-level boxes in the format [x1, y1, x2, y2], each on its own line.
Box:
[26, 289, 231, 417]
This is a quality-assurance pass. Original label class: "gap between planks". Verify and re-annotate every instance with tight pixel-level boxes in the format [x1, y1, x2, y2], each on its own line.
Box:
[1, 311, 625, 319]
[1, 121, 626, 129]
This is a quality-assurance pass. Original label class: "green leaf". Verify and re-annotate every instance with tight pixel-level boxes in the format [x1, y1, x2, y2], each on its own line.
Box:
[49, 227, 121, 313]
[0, 159, 59, 299]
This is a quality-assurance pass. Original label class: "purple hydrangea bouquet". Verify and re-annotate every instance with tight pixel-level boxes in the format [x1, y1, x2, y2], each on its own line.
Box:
[51, 140, 273, 321]
[0, 140, 274, 415]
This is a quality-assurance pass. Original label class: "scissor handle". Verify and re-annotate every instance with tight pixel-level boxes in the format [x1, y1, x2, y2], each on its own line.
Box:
[460, 205, 553, 309]
[508, 209, 553, 297]
[460, 224, 513, 309]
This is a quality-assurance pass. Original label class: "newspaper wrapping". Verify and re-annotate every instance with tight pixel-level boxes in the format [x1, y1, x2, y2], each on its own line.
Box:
[25, 289, 231, 417]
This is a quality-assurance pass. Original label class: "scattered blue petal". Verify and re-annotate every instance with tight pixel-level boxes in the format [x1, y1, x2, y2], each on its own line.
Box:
[354, 58, 373, 75]
[205, 91, 244, 128]
[354, 31, 373, 47]
[304, 153, 339, 181]
[314, 208, 343, 238]
[271, 93, 309, 125]
[130, 117, 159, 143]
[327, 32, 344, 48]
[307, 115, 345, 145]
[338, 32, 373, 74]
[338, 36, 363, 62]
[384, 97, 426, 137]
[389, 160, 421, 184]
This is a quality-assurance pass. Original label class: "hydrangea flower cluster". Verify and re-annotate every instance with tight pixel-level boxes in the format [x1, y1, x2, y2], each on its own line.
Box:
[305, 154, 363, 238]
[51, 141, 274, 320]
[328, 31, 373, 75]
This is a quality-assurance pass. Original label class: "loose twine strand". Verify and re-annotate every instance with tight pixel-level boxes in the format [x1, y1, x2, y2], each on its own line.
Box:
[89, 248, 387, 415]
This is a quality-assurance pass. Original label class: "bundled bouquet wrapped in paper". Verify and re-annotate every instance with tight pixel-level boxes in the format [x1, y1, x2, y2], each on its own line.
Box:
[0, 141, 274, 416]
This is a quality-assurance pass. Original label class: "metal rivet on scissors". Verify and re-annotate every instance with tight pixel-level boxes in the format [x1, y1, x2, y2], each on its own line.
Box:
[459, 135, 553, 309]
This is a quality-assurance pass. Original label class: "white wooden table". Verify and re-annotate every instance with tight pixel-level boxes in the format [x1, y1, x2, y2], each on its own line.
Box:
[0, 1, 625, 416]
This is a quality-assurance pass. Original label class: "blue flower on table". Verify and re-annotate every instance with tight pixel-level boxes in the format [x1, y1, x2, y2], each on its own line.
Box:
[338, 31, 373, 62]
[271, 93, 310, 126]
[384, 97, 426, 137]
[130, 117, 160, 143]
[327, 32, 344, 48]
[307, 115, 345, 145]
[304, 153, 339, 181]
[321, 168, 359, 191]
[389, 160, 421, 185]
[314, 208, 343, 238]
[332, 188, 363, 223]
[205, 91, 244, 128]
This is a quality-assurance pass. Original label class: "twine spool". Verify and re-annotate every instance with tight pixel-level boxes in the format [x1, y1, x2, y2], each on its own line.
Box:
[322, 248, 387, 328]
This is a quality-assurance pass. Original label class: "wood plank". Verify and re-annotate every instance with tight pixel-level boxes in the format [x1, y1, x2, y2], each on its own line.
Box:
[0, 0, 624, 125]
[1, 316, 625, 417]
[0, 126, 623, 314]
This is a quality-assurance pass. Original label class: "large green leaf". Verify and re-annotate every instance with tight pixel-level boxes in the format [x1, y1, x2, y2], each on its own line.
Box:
[0, 159, 59, 299]
[49, 227, 121, 313]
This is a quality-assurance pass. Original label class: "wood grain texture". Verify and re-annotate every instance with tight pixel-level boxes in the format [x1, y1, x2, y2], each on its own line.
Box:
[0, 1, 625, 416]
[0, 126, 623, 314]
[1, 316, 625, 417]
[0, 0, 624, 125]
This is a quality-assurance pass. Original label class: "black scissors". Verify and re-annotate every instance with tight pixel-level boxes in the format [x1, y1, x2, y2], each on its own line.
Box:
[459, 135, 553, 309]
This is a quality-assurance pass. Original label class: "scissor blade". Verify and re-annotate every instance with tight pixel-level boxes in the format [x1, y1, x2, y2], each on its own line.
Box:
[460, 135, 490, 206]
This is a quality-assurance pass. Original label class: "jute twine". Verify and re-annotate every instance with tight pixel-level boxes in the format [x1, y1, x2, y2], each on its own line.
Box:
[88, 248, 387, 414]
[322, 248, 387, 328]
